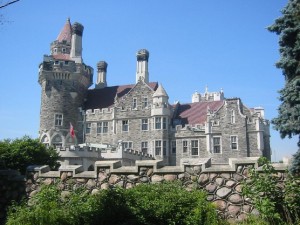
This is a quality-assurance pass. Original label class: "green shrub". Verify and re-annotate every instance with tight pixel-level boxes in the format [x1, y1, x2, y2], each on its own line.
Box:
[6, 182, 226, 225]
[0, 136, 59, 174]
[125, 181, 223, 225]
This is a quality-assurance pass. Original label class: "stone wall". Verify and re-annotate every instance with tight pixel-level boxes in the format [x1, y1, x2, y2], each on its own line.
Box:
[24, 157, 288, 221]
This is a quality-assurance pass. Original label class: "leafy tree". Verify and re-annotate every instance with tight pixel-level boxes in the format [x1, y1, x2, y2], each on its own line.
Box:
[0, 136, 59, 174]
[242, 157, 300, 224]
[290, 149, 300, 176]
[268, 0, 300, 146]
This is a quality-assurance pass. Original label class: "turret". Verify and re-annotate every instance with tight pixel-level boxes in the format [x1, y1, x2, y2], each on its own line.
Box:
[151, 84, 171, 116]
[50, 18, 72, 56]
[38, 19, 93, 148]
[95, 61, 108, 89]
[192, 91, 201, 103]
[136, 49, 149, 83]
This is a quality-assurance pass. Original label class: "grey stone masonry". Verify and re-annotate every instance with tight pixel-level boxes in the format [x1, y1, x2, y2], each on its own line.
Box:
[38, 20, 271, 167]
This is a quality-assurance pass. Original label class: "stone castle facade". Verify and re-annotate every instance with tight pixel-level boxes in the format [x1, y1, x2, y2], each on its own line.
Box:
[38, 19, 271, 169]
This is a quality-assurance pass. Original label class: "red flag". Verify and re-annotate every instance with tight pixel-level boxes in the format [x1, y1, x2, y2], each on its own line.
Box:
[70, 123, 75, 138]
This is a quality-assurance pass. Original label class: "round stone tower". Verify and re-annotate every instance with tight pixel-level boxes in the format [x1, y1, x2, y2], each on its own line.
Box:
[38, 19, 93, 148]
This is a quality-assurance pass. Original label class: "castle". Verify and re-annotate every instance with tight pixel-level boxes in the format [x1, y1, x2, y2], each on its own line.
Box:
[38, 19, 271, 170]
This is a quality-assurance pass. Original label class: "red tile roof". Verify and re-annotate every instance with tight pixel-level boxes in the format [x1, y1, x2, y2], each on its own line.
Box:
[56, 18, 72, 43]
[174, 101, 224, 126]
[85, 82, 158, 110]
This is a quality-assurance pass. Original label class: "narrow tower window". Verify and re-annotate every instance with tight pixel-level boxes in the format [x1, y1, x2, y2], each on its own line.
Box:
[231, 136, 238, 150]
[141, 141, 148, 154]
[141, 119, 148, 131]
[142, 97, 148, 108]
[171, 140, 176, 154]
[132, 98, 137, 109]
[191, 140, 199, 156]
[122, 120, 129, 132]
[231, 110, 236, 124]
[183, 140, 188, 153]
[213, 137, 221, 153]
[155, 140, 162, 155]
[86, 123, 91, 134]
[155, 117, 162, 129]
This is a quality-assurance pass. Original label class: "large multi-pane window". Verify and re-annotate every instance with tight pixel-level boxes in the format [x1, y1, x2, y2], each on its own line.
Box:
[155, 140, 162, 155]
[97, 121, 108, 133]
[141, 119, 148, 131]
[154, 117, 167, 130]
[155, 117, 161, 129]
[191, 140, 199, 155]
[141, 141, 148, 154]
[86, 123, 91, 134]
[54, 114, 63, 126]
[122, 141, 132, 150]
[231, 136, 238, 150]
[183, 140, 188, 153]
[213, 137, 221, 153]
[122, 120, 129, 132]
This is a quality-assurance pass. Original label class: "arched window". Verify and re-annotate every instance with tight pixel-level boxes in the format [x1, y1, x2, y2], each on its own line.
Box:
[52, 134, 62, 149]
[41, 135, 49, 147]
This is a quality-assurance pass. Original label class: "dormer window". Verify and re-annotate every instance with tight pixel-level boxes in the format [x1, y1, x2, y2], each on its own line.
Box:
[54, 61, 59, 65]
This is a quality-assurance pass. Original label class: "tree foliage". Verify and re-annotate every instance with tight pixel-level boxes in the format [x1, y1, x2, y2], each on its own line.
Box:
[268, 0, 300, 144]
[6, 182, 226, 225]
[0, 136, 59, 174]
[290, 148, 300, 176]
[242, 157, 300, 224]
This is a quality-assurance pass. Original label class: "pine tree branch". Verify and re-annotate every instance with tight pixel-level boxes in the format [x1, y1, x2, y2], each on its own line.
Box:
[0, 0, 20, 9]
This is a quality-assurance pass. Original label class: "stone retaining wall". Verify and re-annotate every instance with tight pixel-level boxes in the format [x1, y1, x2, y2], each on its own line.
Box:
[24, 157, 288, 221]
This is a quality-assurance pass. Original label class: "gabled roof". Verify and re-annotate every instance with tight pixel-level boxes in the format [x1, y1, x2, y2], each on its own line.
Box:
[56, 18, 72, 43]
[174, 101, 224, 126]
[85, 82, 158, 110]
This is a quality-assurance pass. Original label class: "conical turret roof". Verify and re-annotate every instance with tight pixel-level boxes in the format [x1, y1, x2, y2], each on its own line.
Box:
[56, 18, 72, 43]
[153, 83, 168, 97]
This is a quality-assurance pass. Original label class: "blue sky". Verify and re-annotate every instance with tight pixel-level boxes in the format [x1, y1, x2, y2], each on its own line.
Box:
[0, 0, 297, 161]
